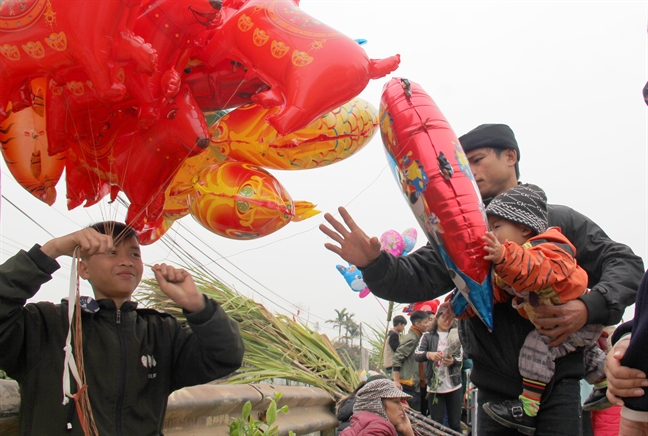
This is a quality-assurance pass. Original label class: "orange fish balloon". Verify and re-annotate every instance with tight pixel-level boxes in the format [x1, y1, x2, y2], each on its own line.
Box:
[0, 78, 66, 205]
[210, 98, 378, 170]
[189, 161, 319, 239]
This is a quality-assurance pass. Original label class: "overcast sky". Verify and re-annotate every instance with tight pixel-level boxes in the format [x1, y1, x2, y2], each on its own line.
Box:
[1, 1, 646, 340]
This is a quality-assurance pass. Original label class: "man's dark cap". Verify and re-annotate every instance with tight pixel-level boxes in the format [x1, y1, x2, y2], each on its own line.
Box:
[459, 124, 520, 161]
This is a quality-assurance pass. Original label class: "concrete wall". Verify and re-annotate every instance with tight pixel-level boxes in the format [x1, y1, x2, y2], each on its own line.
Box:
[0, 380, 339, 435]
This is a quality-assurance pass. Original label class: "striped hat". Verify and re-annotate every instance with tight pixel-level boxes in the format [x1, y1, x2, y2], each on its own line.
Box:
[486, 184, 548, 235]
[353, 378, 412, 420]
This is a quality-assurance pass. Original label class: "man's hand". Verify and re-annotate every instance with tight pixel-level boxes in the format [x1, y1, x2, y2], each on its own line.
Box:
[319, 207, 381, 268]
[41, 228, 115, 259]
[531, 299, 588, 346]
[152, 264, 205, 313]
[604, 337, 648, 406]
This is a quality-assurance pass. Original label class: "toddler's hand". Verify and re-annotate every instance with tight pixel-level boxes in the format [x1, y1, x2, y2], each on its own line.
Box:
[482, 231, 503, 262]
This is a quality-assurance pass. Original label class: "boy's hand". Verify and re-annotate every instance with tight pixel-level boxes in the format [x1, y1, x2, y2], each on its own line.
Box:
[152, 264, 205, 313]
[482, 232, 503, 262]
[41, 228, 115, 259]
[605, 337, 648, 406]
[319, 207, 382, 268]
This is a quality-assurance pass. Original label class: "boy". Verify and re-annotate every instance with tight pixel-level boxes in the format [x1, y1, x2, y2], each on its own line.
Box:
[392, 310, 431, 412]
[466, 184, 611, 435]
[0, 221, 245, 435]
[383, 315, 407, 375]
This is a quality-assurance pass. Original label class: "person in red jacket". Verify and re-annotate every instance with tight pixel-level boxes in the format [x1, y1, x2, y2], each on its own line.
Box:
[452, 184, 611, 435]
[341, 378, 415, 436]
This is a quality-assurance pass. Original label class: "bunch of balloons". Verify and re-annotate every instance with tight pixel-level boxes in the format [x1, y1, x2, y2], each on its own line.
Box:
[0, 0, 400, 242]
[336, 228, 418, 298]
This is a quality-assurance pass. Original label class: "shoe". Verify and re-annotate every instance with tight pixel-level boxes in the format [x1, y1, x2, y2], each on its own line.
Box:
[482, 399, 536, 435]
[583, 388, 613, 411]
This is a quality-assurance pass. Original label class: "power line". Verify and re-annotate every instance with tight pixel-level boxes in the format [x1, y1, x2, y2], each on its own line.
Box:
[1, 194, 55, 238]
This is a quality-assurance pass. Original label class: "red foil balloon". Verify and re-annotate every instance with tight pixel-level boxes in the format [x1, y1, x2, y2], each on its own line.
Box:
[65, 85, 209, 230]
[380, 78, 493, 330]
[189, 161, 319, 239]
[200, 0, 400, 135]
[0, 0, 156, 123]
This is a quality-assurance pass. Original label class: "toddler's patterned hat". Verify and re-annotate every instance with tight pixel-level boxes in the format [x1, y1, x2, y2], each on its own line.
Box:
[486, 184, 548, 235]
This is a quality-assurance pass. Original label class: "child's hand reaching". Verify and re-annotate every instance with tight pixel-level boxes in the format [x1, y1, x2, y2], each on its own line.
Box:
[482, 231, 504, 263]
[152, 264, 206, 313]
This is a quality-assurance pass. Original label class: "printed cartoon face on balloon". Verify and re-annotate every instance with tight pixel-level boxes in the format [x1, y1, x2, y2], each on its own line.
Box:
[189, 161, 318, 239]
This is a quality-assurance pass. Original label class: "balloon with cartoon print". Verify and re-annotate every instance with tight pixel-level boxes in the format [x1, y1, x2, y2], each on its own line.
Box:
[379, 228, 418, 257]
[380, 77, 493, 331]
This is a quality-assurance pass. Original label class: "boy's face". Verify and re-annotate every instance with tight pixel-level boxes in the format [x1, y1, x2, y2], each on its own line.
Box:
[79, 236, 143, 302]
[395, 323, 406, 333]
[488, 215, 531, 246]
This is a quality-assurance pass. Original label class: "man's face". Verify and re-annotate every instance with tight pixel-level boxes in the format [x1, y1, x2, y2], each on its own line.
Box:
[414, 316, 431, 332]
[79, 236, 144, 301]
[465, 148, 517, 199]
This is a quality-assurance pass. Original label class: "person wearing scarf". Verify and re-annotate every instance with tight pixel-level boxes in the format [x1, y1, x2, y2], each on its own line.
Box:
[341, 378, 416, 436]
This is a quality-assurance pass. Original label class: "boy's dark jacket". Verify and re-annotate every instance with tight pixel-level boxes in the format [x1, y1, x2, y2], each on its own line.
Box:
[0, 245, 245, 436]
[361, 203, 644, 399]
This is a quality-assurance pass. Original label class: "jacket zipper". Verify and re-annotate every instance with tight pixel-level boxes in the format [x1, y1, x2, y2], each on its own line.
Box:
[115, 309, 126, 436]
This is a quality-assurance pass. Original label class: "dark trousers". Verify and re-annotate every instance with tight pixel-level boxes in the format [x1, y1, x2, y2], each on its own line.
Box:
[402, 384, 421, 412]
[478, 378, 583, 436]
[428, 388, 463, 433]
[420, 388, 429, 416]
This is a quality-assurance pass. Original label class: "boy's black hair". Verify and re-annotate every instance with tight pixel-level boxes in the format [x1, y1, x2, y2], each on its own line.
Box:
[392, 315, 407, 327]
[89, 221, 139, 244]
[409, 310, 429, 325]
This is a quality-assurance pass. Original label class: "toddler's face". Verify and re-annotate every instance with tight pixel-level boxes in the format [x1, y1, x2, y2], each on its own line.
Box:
[488, 216, 529, 246]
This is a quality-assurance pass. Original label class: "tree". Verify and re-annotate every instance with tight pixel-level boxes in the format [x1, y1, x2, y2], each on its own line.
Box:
[346, 322, 361, 346]
[326, 308, 349, 340]
[343, 312, 357, 344]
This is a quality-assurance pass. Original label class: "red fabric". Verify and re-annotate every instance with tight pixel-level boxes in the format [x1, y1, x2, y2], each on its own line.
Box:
[340, 412, 398, 436]
[591, 406, 621, 436]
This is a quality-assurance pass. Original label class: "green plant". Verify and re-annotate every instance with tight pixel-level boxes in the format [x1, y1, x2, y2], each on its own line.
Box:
[229, 392, 296, 436]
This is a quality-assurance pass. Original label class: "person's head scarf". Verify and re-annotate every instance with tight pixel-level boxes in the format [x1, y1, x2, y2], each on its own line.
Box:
[352, 378, 412, 420]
